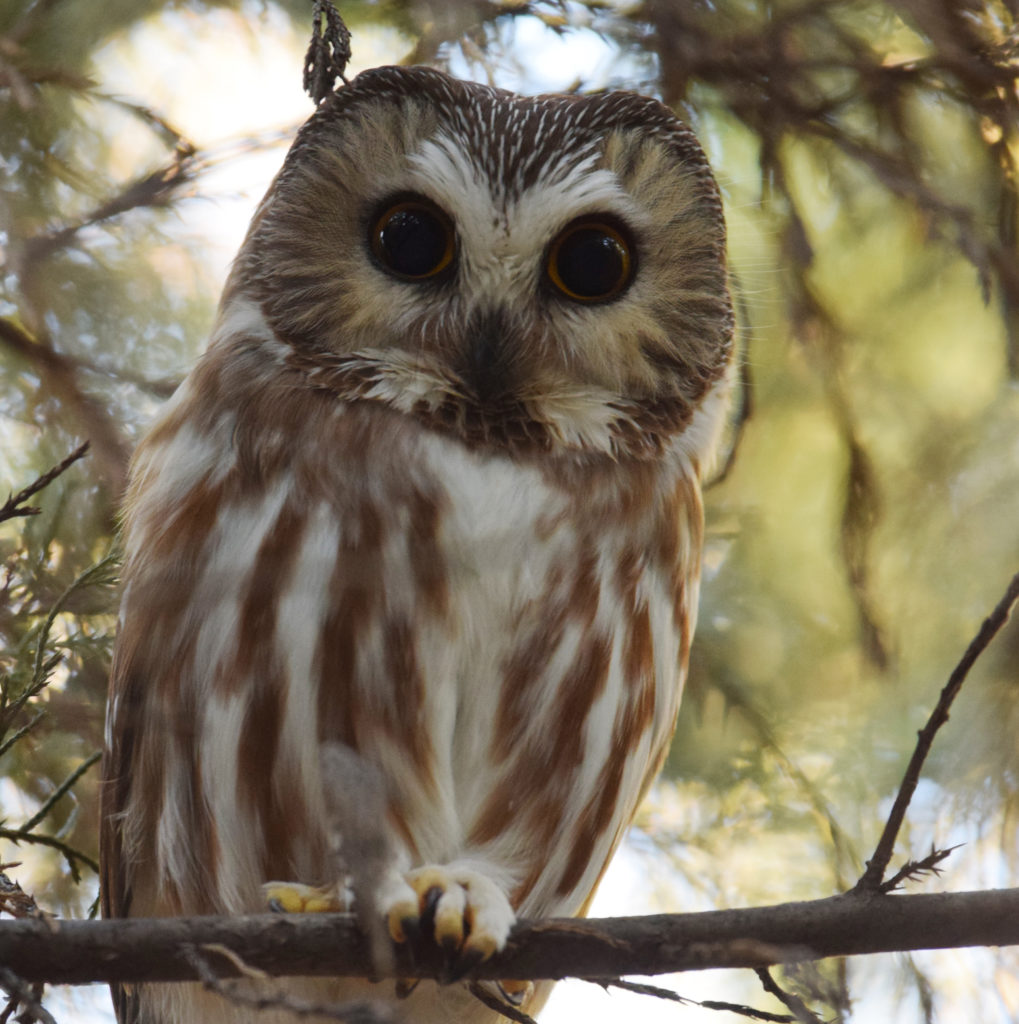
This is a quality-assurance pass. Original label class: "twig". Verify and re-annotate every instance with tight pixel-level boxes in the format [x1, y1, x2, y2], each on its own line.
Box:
[878, 845, 959, 895]
[0, 829, 98, 881]
[855, 570, 1019, 892]
[755, 969, 824, 1024]
[601, 978, 796, 1022]
[183, 945, 395, 1023]
[0, 969, 56, 1024]
[27, 552, 118, 699]
[0, 871, 42, 920]
[0, 711, 46, 759]
[0, 443, 89, 526]
[467, 982, 538, 1024]
[18, 751, 100, 835]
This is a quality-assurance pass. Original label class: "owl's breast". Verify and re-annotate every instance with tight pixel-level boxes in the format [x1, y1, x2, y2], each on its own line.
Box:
[345, 417, 701, 906]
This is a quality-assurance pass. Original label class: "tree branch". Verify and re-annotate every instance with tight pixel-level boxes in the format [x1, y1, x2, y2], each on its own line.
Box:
[1, 888, 1017, 987]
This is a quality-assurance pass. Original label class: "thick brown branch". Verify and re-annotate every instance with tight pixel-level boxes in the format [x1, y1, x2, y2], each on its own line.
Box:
[1, 889, 1017, 987]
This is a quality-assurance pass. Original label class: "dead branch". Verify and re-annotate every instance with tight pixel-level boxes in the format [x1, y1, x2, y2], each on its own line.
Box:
[0, 887, 1016, 987]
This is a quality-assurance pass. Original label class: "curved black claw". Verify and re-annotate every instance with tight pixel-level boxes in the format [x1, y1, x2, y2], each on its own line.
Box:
[446, 945, 486, 984]
[394, 978, 420, 999]
[400, 885, 444, 971]
[418, 885, 443, 939]
[399, 914, 422, 969]
[438, 930, 462, 984]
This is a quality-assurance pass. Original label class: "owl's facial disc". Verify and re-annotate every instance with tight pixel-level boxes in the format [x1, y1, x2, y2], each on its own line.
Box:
[240, 65, 733, 455]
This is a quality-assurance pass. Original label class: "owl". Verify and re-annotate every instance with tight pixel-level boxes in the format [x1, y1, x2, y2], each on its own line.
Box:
[100, 64, 733, 1023]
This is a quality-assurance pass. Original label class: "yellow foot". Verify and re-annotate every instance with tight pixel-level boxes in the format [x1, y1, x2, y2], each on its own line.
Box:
[262, 881, 347, 914]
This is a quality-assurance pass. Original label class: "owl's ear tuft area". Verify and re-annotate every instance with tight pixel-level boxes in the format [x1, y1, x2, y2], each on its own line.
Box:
[303, 0, 352, 105]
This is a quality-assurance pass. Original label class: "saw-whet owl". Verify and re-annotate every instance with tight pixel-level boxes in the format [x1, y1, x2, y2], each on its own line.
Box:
[100, 63, 734, 1023]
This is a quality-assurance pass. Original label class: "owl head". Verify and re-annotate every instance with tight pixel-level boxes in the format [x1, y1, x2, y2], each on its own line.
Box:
[228, 65, 733, 460]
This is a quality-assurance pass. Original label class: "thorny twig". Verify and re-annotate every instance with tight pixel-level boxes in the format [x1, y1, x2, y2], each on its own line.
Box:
[878, 844, 960, 895]
[0, 870, 43, 921]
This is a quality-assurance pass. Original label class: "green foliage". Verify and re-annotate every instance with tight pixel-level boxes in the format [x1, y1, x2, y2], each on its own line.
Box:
[0, 447, 113, 915]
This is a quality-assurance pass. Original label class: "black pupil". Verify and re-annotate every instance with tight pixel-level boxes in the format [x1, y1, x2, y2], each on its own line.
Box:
[378, 207, 448, 278]
[555, 228, 626, 298]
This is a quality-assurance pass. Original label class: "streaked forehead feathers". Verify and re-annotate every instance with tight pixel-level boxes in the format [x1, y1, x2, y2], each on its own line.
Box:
[294, 65, 718, 211]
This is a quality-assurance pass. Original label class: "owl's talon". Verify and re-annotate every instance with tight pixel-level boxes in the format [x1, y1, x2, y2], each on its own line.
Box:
[399, 914, 422, 954]
[446, 945, 486, 983]
[439, 932, 460, 976]
[438, 929, 466, 985]
[394, 978, 420, 999]
[436, 929, 460, 983]
[382, 864, 514, 977]
[433, 882, 467, 949]
[420, 885, 443, 934]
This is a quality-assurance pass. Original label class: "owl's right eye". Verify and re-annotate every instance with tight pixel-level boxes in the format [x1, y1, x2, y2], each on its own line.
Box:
[371, 199, 455, 281]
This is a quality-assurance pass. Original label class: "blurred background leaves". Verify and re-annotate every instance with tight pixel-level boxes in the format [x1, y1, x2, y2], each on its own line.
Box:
[1, 0, 1018, 1020]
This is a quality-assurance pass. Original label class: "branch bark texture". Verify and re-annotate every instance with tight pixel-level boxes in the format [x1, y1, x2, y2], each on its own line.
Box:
[5, 888, 1017, 987]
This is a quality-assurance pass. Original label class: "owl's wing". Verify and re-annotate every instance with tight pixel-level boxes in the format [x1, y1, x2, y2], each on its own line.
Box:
[100, 655, 141, 1024]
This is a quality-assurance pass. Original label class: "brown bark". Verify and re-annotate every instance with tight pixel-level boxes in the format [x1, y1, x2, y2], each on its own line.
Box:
[3, 887, 1017, 987]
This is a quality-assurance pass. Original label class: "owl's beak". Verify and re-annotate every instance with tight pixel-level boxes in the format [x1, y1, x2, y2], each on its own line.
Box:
[464, 309, 515, 403]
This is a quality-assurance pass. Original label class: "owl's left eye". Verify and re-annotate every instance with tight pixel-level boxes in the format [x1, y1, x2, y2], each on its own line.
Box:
[546, 219, 634, 303]
[371, 199, 456, 281]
